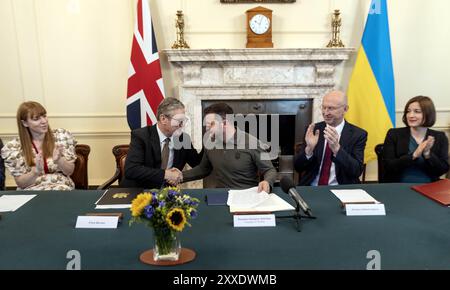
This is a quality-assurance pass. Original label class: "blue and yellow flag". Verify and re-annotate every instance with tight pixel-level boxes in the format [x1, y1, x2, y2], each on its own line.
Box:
[347, 0, 395, 163]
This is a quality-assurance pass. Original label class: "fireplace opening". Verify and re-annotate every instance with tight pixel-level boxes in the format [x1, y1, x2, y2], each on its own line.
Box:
[201, 99, 313, 187]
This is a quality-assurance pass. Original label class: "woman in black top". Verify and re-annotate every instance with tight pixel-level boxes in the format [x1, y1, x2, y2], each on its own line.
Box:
[382, 96, 449, 183]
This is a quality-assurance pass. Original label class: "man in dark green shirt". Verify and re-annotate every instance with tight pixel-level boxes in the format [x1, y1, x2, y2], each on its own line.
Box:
[180, 103, 277, 192]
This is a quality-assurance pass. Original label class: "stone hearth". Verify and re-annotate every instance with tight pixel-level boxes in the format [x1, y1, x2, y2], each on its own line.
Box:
[164, 48, 354, 150]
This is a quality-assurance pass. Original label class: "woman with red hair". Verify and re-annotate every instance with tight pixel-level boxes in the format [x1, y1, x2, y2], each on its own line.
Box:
[1, 101, 77, 190]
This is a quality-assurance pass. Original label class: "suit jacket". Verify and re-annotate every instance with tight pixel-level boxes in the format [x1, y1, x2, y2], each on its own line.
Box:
[294, 121, 368, 186]
[382, 127, 449, 182]
[121, 125, 202, 189]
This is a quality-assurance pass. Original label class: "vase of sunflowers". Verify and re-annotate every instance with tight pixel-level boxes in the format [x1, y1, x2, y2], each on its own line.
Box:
[130, 187, 199, 263]
[153, 226, 181, 261]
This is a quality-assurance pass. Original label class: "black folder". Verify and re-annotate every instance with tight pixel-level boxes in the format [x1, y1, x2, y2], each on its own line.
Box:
[205, 192, 228, 206]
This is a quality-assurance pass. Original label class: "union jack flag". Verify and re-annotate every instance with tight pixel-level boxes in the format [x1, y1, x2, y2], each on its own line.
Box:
[126, 0, 165, 130]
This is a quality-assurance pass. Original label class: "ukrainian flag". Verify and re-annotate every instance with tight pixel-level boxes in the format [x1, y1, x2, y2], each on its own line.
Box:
[347, 0, 395, 163]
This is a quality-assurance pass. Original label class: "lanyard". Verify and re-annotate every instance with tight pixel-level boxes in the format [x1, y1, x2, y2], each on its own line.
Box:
[31, 141, 49, 174]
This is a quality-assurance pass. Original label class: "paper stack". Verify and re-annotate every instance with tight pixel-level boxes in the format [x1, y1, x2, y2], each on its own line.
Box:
[227, 187, 295, 213]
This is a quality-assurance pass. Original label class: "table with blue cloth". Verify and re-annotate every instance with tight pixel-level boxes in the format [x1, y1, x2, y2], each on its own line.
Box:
[1, 183, 449, 270]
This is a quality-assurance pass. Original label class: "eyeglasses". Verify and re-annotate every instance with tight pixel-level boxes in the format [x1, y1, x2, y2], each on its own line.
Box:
[321, 105, 344, 112]
[164, 115, 189, 127]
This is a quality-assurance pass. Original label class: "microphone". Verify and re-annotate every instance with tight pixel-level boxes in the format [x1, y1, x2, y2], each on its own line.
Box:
[280, 176, 313, 217]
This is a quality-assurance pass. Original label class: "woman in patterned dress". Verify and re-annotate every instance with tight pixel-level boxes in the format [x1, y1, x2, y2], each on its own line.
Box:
[1, 101, 77, 190]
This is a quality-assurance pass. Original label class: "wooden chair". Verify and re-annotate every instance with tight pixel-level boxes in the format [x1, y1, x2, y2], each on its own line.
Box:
[360, 164, 367, 183]
[71, 144, 91, 189]
[447, 154, 450, 179]
[375, 143, 384, 183]
[97, 144, 129, 190]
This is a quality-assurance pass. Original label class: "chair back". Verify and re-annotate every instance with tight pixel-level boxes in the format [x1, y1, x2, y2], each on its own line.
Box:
[113, 144, 129, 183]
[97, 144, 129, 189]
[375, 143, 384, 183]
[71, 144, 91, 189]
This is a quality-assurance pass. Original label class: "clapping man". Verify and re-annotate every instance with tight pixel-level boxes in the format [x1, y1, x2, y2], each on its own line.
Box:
[121, 98, 202, 189]
[294, 91, 368, 186]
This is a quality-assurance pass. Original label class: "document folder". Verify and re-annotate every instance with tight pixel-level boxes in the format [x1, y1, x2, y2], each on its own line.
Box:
[411, 179, 450, 206]
[205, 192, 228, 206]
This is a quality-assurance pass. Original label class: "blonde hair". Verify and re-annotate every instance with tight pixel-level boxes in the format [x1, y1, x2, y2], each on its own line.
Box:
[16, 101, 55, 167]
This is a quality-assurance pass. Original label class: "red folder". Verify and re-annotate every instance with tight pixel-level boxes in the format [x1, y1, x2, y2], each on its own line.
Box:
[411, 179, 450, 206]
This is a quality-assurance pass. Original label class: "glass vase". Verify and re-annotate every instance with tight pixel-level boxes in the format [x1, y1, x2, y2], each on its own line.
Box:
[153, 227, 181, 261]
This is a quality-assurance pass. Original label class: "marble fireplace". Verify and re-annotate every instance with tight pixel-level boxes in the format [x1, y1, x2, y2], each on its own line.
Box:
[164, 48, 354, 186]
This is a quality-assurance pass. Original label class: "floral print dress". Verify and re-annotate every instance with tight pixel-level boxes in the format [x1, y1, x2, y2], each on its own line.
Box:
[0, 129, 77, 190]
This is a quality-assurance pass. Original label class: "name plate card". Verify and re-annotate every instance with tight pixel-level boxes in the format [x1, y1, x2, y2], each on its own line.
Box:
[75, 216, 119, 229]
[345, 203, 386, 216]
[233, 214, 276, 227]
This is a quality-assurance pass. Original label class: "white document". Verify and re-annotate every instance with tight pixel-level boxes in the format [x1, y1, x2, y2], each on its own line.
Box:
[233, 214, 276, 227]
[0, 195, 36, 212]
[75, 216, 119, 229]
[345, 203, 386, 216]
[227, 187, 270, 208]
[228, 187, 295, 213]
[330, 189, 379, 204]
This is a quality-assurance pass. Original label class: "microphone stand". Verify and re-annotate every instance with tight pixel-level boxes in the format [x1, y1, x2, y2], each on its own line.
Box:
[276, 203, 316, 232]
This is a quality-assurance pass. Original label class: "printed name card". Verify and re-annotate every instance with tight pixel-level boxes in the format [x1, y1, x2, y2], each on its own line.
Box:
[75, 216, 119, 229]
[233, 214, 276, 227]
[345, 203, 386, 216]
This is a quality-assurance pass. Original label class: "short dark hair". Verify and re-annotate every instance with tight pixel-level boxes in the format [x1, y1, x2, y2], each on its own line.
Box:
[156, 97, 185, 121]
[402, 96, 436, 127]
[203, 103, 234, 120]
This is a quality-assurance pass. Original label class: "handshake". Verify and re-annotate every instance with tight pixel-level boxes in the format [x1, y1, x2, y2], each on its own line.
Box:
[164, 168, 183, 186]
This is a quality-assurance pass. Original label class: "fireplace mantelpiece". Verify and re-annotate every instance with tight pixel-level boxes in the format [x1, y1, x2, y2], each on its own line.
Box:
[163, 48, 355, 150]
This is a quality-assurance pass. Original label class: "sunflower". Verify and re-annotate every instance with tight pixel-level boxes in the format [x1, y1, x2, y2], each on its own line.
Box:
[166, 208, 186, 232]
[130, 193, 152, 217]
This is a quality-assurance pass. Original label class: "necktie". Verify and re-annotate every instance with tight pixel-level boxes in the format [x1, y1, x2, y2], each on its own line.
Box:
[318, 143, 332, 185]
[160, 138, 170, 170]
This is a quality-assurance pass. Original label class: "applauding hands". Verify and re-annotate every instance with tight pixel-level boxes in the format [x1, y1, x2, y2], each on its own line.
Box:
[323, 125, 341, 155]
[165, 168, 183, 186]
[305, 123, 341, 156]
[304, 124, 320, 156]
[34, 153, 44, 175]
[52, 144, 65, 163]
[413, 135, 435, 160]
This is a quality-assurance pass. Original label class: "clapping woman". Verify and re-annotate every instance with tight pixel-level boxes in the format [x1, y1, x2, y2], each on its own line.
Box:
[382, 96, 449, 183]
[1, 101, 77, 190]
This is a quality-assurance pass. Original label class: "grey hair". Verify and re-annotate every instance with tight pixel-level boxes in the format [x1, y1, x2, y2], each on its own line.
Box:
[156, 97, 185, 121]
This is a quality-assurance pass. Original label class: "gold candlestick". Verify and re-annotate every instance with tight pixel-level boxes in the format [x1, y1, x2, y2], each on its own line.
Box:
[172, 10, 190, 49]
[327, 9, 345, 48]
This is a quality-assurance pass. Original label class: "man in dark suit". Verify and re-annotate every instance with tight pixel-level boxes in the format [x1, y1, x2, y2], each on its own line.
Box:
[121, 98, 202, 189]
[294, 91, 367, 186]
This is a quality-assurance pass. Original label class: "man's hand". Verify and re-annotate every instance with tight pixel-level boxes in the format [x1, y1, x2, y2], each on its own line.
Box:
[305, 123, 319, 156]
[324, 125, 340, 155]
[257, 180, 270, 193]
[165, 168, 183, 186]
